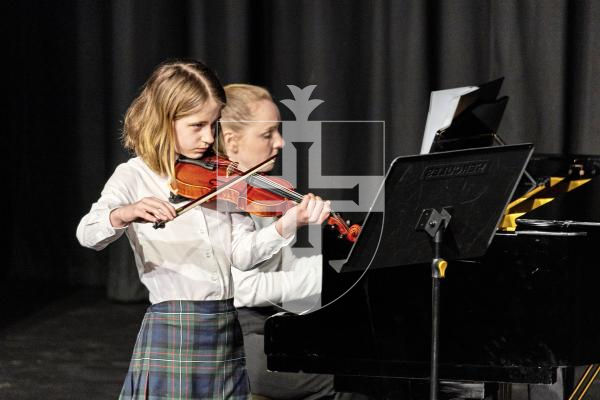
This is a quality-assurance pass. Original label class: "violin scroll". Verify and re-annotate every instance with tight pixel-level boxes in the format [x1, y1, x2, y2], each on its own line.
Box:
[327, 213, 361, 243]
[346, 223, 361, 242]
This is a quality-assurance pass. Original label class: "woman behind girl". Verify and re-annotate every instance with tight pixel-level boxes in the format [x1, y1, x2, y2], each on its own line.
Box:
[220, 84, 367, 400]
[76, 59, 330, 399]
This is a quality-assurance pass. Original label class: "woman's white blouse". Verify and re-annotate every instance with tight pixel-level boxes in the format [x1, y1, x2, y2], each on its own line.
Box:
[232, 216, 322, 313]
[76, 157, 293, 304]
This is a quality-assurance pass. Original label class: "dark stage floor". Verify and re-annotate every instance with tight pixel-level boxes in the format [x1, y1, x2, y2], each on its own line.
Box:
[0, 286, 148, 400]
[0, 286, 597, 400]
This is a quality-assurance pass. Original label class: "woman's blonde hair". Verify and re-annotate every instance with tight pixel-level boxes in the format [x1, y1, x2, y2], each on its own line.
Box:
[217, 84, 273, 155]
[122, 59, 226, 179]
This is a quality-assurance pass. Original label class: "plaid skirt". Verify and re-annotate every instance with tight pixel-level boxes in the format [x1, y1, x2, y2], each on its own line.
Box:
[119, 299, 250, 400]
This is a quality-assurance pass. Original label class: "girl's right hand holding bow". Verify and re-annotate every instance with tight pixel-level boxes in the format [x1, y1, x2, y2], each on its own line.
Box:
[110, 197, 177, 228]
[275, 194, 331, 238]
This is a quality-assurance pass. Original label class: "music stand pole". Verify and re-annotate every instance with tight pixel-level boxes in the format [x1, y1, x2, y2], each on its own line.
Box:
[416, 208, 451, 400]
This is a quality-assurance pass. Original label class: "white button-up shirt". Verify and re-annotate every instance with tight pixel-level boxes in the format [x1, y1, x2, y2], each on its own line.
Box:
[76, 157, 292, 304]
[232, 216, 322, 314]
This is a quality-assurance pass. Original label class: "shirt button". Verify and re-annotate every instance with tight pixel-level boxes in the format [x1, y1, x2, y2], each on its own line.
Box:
[205, 251, 212, 258]
[211, 275, 218, 282]
[199, 228, 206, 234]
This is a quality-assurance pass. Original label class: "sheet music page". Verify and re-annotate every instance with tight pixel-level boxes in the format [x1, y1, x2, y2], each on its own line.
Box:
[420, 85, 479, 154]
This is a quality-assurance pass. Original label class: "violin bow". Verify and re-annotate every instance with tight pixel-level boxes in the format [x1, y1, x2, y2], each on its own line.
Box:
[153, 155, 276, 229]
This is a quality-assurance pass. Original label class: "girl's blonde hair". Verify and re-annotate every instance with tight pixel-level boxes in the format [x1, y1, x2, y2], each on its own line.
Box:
[122, 59, 226, 179]
[217, 84, 273, 155]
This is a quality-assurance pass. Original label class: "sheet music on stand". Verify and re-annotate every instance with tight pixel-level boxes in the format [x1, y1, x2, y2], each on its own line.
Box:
[420, 78, 507, 154]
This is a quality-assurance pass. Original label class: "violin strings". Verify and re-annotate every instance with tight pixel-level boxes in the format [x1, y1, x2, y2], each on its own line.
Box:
[208, 160, 302, 201]
[248, 174, 352, 230]
[249, 175, 304, 201]
[227, 163, 351, 231]
[227, 165, 304, 202]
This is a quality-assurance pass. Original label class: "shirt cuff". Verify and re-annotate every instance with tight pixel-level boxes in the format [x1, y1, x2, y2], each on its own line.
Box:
[85, 207, 128, 247]
[101, 208, 128, 235]
[251, 223, 295, 266]
[264, 221, 295, 248]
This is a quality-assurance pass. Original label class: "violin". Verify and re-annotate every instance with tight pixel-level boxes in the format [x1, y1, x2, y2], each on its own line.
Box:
[157, 155, 361, 242]
[152, 155, 277, 229]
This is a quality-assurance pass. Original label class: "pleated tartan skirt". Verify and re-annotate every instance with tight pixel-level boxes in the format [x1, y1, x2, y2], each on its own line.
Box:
[119, 299, 250, 400]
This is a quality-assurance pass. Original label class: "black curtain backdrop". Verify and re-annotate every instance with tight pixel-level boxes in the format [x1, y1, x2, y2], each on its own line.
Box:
[7, 0, 600, 298]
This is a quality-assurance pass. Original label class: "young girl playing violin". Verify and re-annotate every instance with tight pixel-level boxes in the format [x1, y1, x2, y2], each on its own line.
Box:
[76, 59, 330, 400]
[219, 84, 366, 400]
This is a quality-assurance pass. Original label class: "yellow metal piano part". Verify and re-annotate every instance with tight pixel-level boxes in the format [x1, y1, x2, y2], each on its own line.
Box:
[499, 177, 591, 232]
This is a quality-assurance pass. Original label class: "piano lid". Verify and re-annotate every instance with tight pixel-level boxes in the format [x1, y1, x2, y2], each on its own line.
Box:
[501, 154, 600, 231]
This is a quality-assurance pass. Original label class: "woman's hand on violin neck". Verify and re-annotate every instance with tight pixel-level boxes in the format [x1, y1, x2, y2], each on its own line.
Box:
[109, 197, 177, 228]
[275, 194, 331, 238]
[296, 194, 331, 226]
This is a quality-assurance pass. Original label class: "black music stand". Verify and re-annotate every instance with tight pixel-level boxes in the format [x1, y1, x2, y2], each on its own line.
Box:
[330, 144, 534, 400]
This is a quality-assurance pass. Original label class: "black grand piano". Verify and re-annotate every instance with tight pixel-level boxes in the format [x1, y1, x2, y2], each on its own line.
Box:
[265, 153, 600, 399]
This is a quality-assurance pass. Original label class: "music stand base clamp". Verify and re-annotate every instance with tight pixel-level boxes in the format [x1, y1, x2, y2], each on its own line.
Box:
[432, 258, 448, 278]
[416, 207, 452, 400]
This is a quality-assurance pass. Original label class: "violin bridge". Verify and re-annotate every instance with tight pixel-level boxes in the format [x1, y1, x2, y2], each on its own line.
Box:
[226, 162, 238, 177]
